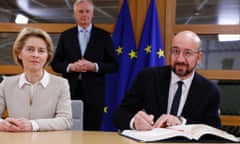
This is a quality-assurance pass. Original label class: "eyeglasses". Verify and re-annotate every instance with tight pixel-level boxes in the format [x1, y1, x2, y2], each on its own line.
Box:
[170, 48, 200, 58]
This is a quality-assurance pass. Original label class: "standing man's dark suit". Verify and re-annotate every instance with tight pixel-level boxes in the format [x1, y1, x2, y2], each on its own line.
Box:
[51, 25, 118, 130]
[52, 26, 118, 101]
[113, 65, 221, 130]
[52, 0, 118, 130]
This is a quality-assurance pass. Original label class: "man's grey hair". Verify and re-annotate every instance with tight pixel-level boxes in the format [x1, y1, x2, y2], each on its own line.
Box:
[73, 0, 94, 12]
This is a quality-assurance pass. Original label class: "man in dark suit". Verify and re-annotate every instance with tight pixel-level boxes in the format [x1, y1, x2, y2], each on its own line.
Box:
[113, 30, 221, 131]
[51, 0, 118, 130]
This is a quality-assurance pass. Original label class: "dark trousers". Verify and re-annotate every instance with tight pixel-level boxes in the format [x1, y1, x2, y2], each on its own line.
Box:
[74, 80, 103, 130]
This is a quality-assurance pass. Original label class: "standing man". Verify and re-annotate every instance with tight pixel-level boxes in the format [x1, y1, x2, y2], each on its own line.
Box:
[113, 30, 221, 131]
[51, 0, 118, 130]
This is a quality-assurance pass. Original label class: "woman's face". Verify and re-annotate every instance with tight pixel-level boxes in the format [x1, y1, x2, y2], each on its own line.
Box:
[18, 36, 48, 73]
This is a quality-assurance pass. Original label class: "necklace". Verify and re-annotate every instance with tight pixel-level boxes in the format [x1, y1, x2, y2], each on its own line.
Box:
[29, 85, 34, 106]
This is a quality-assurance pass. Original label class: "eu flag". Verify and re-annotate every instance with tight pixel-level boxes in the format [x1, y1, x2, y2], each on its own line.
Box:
[101, 0, 137, 131]
[128, 0, 165, 88]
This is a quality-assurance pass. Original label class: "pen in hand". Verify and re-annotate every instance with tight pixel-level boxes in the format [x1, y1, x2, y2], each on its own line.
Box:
[143, 109, 154, 125]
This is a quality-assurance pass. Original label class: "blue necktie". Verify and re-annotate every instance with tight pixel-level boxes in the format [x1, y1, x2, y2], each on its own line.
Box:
[170, 81, 183, 116]
[80, 30, 88, 56]
[78, 30, 88, 79]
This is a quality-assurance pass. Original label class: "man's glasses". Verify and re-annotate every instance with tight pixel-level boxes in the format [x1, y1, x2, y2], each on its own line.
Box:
[170, 48, 200, 58]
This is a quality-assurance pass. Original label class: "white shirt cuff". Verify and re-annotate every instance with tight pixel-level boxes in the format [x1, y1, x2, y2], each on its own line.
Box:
[95, 63, 99, 72]
[31, 120, 40, 131]
[130, 117, 135, 129]
[66, 64, 72, 72]
[179, 116, 187, 125]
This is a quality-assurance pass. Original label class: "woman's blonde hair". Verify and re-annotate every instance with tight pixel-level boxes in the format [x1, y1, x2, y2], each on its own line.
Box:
[13, 27, 54, 68]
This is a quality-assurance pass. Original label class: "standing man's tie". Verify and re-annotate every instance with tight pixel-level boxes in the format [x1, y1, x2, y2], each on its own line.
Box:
[78, 29, 89, 79]
[170, 81, 183, 116]
[80, 29, 88, 56]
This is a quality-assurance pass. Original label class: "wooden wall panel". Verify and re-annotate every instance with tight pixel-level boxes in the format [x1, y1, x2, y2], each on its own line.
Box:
[0, 23, 114, 33]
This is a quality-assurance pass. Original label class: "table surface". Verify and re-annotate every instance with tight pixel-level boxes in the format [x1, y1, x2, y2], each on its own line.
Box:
[0, 130, 238, 144]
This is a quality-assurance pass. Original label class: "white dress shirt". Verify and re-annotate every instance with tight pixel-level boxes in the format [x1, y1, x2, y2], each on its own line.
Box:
[168, 71, 195, 116]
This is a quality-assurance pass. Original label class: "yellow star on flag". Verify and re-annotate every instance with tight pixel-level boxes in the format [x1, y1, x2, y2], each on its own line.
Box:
[116, 46, 123, 55]
[103, 106, 108, 113]
[144, 45, 152, 54]
[128, 49, 137, 59]
[156, 49, 164, 58]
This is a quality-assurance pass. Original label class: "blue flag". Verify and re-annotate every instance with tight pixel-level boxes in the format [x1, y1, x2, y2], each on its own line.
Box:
[128, 0, 165, 88]
[101, 0, 137, 131]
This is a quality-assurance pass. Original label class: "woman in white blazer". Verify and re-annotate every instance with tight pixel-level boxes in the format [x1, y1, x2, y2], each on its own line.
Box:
[0, 27, 72, 132]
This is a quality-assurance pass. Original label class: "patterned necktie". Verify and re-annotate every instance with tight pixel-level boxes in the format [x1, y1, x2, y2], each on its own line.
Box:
[170, 81, 183, 116]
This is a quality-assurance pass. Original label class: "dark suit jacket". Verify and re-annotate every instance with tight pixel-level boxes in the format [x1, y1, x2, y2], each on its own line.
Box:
[113, 65, 221, 130]
[51, 25, 118, 105]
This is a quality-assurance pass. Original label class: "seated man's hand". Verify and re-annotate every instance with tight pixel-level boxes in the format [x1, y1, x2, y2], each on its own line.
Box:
[153, 114, 182, 128]
[133, 110, 154, 131]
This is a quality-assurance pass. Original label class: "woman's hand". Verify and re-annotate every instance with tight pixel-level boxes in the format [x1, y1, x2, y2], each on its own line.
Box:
[0, 118, 32, 132]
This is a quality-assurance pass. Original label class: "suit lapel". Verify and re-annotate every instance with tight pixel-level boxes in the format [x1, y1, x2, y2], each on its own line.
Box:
[73, 27, 82, 58]
[182, 73, 203, 115]
[157, 67, 171, 114]
[84, 26, 95, 57]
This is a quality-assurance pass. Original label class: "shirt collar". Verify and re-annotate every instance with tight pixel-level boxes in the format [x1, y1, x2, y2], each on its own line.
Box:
[78, 24, 92, 32]
[19, 70, 50, 88]
[171, 70, 195, 86]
